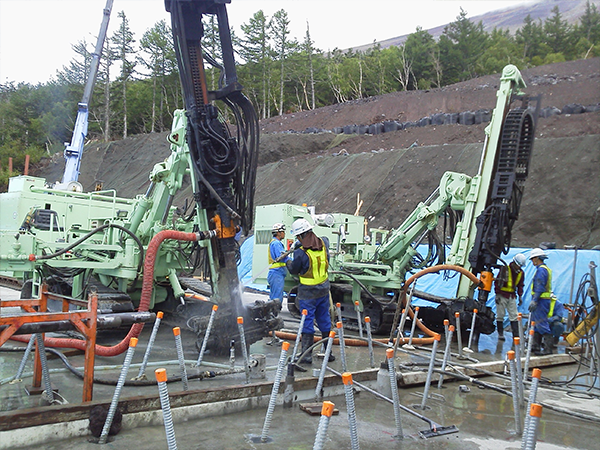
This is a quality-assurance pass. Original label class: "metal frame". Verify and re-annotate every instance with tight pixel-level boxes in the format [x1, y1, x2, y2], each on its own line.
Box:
[0, 284, 98, 402]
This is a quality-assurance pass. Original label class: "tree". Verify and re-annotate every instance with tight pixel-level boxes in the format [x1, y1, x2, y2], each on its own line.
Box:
[480, 28, 522, 74]
[271, 9, 296, 115]
[516, 14, 545, 62]
[543, 6, 574, 59]
[140, 20, 177, 133]
[403, 27, 436, 89]
[111, 11, 137, 138]
[579, 0, 600, 43]
[439, 8, 489, 83]
[239, 11, 272, 119]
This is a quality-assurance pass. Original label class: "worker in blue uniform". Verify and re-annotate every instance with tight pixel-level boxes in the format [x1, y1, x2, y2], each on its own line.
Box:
[267, 223, 289, 308]
[286, 218, 334, 364]
[528, 248, 554, 355]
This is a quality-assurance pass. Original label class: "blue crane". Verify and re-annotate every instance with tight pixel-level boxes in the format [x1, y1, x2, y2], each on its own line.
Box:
[56, 0, 114, 191]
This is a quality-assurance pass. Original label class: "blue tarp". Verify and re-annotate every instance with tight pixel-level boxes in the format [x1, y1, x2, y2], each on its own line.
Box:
[237, 237, 599, 313]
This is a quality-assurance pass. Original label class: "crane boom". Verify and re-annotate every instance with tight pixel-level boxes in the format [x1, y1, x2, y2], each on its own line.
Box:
[57, 0, 114, 191]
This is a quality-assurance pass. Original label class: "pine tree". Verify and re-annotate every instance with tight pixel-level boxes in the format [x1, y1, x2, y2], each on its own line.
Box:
[111, 11, 137, 139]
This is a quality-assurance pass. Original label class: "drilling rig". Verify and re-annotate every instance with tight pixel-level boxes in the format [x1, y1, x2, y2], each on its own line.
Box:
[252, 64, 540, 336]
[0, 0, 280, 354]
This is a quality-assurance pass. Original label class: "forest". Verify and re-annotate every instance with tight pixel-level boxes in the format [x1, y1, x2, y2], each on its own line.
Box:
[0, 2, 599, 189]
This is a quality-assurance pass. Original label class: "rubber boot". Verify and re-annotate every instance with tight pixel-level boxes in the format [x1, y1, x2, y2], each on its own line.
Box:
[532, 331, 543, 355]
[541, 334, 554, 355]
[299, 333, 314, 364]
[497, 321, 505, 341]
[510, 321, 520, 340]
[320, 332, 335, 362]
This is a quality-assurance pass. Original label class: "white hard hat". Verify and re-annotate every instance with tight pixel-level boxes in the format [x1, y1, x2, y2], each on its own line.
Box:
[513, 253, 526, 267]
[529, 248, 548, 260]
[290, 218, 313, 236]
[272, 223, 285, 233]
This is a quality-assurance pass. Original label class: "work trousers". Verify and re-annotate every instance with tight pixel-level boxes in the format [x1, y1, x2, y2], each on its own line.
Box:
[531, 297, 551, 335]
[299, 294, 332, 335]
[267, 268, 286, 301]
[496, 293, 518, 322]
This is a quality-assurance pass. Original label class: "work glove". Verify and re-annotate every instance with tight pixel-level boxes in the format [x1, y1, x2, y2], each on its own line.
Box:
[528, 301, 537, 312]
[292, 240, 301, 250]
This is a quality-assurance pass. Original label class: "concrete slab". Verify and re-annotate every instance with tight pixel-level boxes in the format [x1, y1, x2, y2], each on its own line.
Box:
[1, 286, 599, 449]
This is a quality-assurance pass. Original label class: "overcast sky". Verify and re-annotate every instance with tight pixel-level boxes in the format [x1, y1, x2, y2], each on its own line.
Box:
[0, 0, 532, 85]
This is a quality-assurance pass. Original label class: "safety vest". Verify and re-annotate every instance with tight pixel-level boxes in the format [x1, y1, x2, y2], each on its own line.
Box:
[530, 264, 552, 299]
[268, 239, 286, 269]
[500, 265, 523, 293]
[298, 241, 329, 286]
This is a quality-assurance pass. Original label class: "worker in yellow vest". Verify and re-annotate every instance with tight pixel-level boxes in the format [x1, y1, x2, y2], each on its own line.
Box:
[493, 253, 526, 341]
[267, 223, 289, 308]
[286, 218, 334, 364]
[528, 248, 554, 355]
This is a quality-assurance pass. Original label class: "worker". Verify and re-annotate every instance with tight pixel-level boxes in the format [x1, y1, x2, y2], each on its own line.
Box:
[493, 253, 526, 341]
[286, 218, 334, 364]
[267, 223, 289, 308]
[548, 295, 567, 348]
[528, 248, 554, 355]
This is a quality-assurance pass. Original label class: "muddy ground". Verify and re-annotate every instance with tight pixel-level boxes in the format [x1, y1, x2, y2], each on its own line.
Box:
[35, 58, 600, 249]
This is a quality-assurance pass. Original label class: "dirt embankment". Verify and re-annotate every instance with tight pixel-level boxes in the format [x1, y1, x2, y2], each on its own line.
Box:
[35, 58, 600, 249]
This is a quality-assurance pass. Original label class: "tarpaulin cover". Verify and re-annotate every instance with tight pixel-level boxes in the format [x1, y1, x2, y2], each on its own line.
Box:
[238, 237, 599, 314]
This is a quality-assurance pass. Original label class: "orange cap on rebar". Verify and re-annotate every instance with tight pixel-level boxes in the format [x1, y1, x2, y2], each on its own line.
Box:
[302, 309, 308, 315]
[529, 328, 535, 336]
[282, 341, 290, 351]
[365, 316, 371, 323]
[449, 325, 455, 332]
[355, 301, 359, 306]
[518, 312, 522, 319]
[532, 368, 542, 379]
[415, 306, 420, 311]
[473, 309, 478, 314]
[514, 337, 520, 345]
[336, 321, 343, 329]
[455, 312, 460, 318]
[507, 350, 515, 360]
[342, 372, 353, 385]
[130, 337, 138, 347]
[237, 316, 244, 324]
[173, 327, 180, 336]
[530, 403, 543, 418]
[329, 330, 336, 338]
[434, 333, 441, 341]
[386, 348, 394, 359]
[336, 303, 341, 308]
[321, 401, 335, 417]
[444, 319, 449, 326]
[155, 368, 167, 382]
[212, 305, 219, 312]
[157, 311, 164, 319]
[531, 321, 535, 326]
[402, 309, 405, 314]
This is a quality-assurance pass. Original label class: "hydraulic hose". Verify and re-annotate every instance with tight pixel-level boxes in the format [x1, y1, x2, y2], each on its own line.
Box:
[389, 264, 482, 342]
[11, 230, 214, 357]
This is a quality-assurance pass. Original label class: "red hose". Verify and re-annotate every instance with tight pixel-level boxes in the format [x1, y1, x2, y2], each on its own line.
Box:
[11, 230, 199, 356]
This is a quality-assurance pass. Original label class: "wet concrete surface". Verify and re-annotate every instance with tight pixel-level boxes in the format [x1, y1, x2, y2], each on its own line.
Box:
[1, 287, 599, 449]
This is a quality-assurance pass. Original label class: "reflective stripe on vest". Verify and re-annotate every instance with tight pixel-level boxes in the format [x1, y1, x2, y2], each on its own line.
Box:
[531, 264, 552, 299]
[268, 239, 286, 268]
[548, 296, 557, 318]
[298, 241, 329, 286]
[500, 265, 523, 293]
